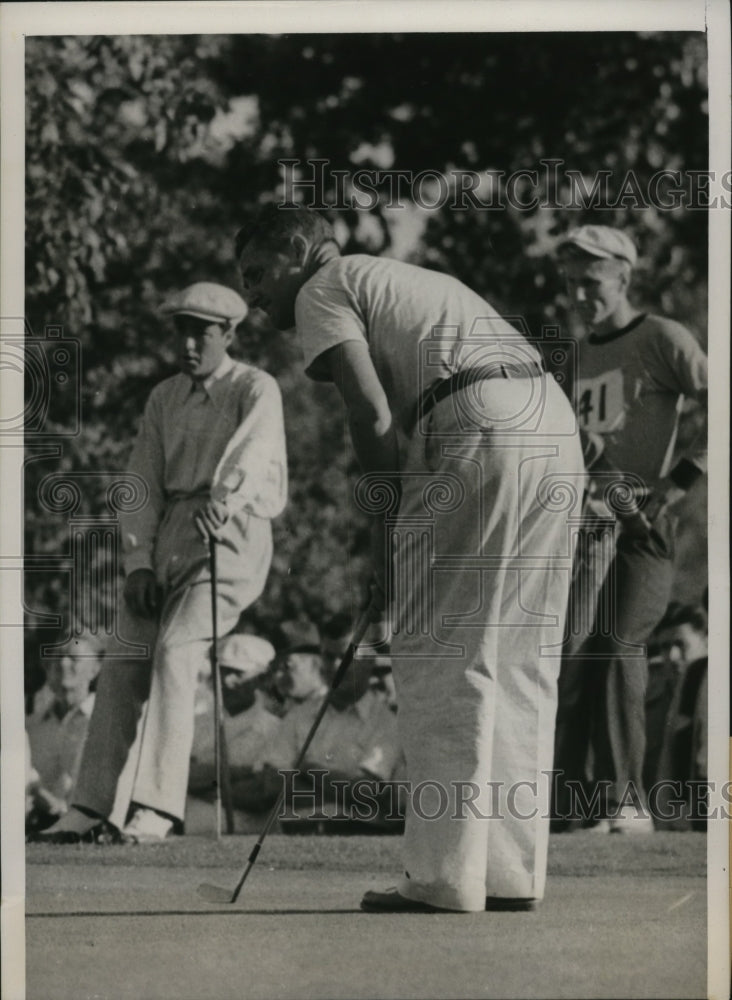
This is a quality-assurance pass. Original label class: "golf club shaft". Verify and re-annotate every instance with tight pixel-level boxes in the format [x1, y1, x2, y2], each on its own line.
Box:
[228, 607, 373, 903]
[209, 537, 235, 837]
[219, 713, 235, 835]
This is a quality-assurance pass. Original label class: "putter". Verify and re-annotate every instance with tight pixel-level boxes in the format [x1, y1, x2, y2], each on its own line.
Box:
[209, 536, 235, 838]
[198, 606, 373, 904]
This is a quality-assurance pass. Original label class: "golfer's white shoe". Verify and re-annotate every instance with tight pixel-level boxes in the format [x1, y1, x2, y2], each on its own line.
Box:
[587, 819, 612, 834]
[122, 807, 173, 844]
[609, 805, 655, 834]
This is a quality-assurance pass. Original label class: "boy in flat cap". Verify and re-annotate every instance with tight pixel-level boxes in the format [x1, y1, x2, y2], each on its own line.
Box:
[40, 282, 287, 843]
[553, 226, 707, 832]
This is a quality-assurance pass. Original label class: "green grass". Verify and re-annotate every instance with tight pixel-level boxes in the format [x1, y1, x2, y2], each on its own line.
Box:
[26, 830, 706, 877]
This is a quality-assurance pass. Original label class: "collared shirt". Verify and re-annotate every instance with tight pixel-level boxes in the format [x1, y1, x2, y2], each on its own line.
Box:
[120, 354, 287, 575]
[26, 694, 95, 803]
[264, 688, 400, 781]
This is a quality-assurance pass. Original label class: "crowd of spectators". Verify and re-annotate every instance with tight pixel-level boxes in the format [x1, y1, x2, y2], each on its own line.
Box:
[25, 614, 403, 838]
[186, 613, 404, 835]
[25, 593, 710, 839]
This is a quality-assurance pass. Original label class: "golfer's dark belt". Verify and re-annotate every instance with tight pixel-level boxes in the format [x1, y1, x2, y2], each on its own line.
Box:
[408, 359, 545, 433]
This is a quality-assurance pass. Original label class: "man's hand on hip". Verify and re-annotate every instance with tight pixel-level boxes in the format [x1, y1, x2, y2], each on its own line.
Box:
[194, 499, 230, 541]
[123, 568, 160, 619]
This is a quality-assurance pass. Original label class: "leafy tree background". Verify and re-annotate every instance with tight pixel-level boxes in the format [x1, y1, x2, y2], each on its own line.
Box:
[24, 32, 709, 670]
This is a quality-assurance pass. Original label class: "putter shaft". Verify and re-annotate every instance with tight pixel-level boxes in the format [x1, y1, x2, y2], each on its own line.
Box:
[197, 609, 373, 904]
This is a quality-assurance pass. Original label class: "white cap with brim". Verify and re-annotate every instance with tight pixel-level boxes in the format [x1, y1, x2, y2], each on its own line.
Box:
[217, 633, 275, 680]
[160, 282, 248, 325]
[557, 225, 637, 267]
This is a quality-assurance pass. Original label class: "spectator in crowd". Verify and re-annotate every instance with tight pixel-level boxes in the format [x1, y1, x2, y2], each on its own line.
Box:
[38, 282, 287, 844]
[319, 610, 397, 712]
[317, 611, 353, 676]
[272, 617, 321, 653]
[25, 632, 102, 833]
[641, 599, 694, 795]
[231, 636, 403, 829]
[318, 611, 373, 711]
[552, 226, 707, 834]
[186, 632, 281, 833]
[267, 636, 403, 830]
[25, 632, 54, 717]
[319, 611, 401, 796]
[651, 603, 708, 829]
[226, 645, 328, 811]
[272, 644, 329, 712]
[188, 633, 280, 788]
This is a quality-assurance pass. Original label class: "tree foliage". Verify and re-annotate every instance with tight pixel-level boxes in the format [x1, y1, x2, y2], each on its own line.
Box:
[23, 31, 709, 650]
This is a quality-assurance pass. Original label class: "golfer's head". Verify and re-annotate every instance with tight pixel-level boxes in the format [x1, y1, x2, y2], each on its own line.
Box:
[235, 205, 339, 331]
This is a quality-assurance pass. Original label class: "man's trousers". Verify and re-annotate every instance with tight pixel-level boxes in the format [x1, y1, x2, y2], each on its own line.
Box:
[73, 500, 273, 826]
[552, 509, 675, 822]
[387, 374, 584, 911]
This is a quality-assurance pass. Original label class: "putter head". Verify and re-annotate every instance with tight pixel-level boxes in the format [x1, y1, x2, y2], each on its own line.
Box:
[198, 882, 235, 905]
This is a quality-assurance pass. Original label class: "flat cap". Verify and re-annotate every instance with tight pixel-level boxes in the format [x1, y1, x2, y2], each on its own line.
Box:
[557, 226, 637, 267]
[217, 633, 275, 679]
[160, 282, 248, 325]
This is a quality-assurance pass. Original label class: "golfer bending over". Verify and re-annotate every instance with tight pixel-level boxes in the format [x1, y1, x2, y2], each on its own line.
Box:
[40, 282, 287, 843]
[236, 206, 583, 912]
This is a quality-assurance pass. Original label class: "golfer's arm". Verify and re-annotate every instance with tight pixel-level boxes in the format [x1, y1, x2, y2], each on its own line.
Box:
[321, 341, 400, 476]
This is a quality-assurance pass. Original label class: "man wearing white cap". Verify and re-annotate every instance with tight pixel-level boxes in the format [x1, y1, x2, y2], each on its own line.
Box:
[189, 633, 280, 785]
[553, 226, 707, 832]
[40, 283, 287, 843]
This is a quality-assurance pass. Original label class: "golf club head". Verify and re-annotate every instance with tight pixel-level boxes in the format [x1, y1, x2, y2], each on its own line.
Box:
[198, 882, 235, 905]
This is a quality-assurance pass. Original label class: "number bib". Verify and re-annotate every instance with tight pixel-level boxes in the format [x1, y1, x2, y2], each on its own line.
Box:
[575, 369, 625, 433]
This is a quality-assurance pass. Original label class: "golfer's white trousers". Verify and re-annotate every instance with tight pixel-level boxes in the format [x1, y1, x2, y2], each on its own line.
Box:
[390, 375, 585, 911]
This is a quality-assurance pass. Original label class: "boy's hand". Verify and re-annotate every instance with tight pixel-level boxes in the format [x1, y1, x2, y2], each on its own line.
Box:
[194, 499, 230, 541]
